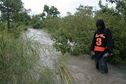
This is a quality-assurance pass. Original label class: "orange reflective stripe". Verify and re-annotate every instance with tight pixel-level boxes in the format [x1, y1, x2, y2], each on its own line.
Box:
[94, 46, 106, 52]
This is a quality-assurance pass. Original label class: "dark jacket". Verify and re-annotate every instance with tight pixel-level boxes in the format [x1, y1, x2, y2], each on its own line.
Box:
[91, 19, 113, 54]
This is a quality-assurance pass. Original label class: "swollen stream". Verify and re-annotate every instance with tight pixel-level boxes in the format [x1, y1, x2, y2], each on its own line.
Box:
[25, 28, 60, 69]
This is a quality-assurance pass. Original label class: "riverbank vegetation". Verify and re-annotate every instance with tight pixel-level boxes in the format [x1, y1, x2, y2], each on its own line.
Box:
[0, 30, 54, 83]
[0, 0, 56, 83]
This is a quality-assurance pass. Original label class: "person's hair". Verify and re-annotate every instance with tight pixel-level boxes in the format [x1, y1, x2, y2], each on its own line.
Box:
[96, 19, 105, 29]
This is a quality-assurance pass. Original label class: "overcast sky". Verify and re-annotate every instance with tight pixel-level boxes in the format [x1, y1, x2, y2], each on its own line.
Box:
[22, 0, 107, 16]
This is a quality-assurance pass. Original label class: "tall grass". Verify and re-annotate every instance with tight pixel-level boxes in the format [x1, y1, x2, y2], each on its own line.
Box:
[0, 30, 54, 84]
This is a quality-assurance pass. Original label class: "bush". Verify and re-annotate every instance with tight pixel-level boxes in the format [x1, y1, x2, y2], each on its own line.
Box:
[44, 7, 95, 55]
[32, 21, 43, 29]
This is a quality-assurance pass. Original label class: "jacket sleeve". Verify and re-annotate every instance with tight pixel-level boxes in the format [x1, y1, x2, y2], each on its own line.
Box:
[91, 32, 96, 51]
[106, 29, 114, 54]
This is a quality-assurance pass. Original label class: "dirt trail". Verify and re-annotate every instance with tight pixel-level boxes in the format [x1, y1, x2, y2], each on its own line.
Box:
[66, 55, 126, 84]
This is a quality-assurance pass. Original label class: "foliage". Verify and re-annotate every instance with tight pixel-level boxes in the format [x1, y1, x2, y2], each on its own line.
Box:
[42, 5, 60, 18]
[31, 15, 43, 29]
[44, 5, 95, 55]
[0, 29, 54, 84]
[30, 5, 60, 29]
[0, 0, 23, 29]
[0, 0, 23, 17]
[0, 0, 31, 30]
[13, 10, 31, 25]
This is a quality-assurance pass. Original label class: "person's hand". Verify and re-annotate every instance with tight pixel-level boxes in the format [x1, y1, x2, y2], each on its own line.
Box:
[91, 51, 95, 59]
[103, 53, 109, 58]
[91, 51, 95, 56]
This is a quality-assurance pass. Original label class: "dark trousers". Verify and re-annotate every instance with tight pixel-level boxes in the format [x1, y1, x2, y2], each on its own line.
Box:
[95, 52, 108, 73]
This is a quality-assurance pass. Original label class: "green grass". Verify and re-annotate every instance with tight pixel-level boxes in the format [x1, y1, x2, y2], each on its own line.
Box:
[0, 30, 54, 84]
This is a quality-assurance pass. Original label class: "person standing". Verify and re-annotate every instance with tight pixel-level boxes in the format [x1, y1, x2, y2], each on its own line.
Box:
[91, 19, 114, 73]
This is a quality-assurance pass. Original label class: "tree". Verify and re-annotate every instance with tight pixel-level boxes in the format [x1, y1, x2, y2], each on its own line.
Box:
[49, 6, 60, 17]
[13, 9, 31, 25]
[42, 5, 60, 19]
[0, 0, 23, 30]
[75, 5, 93, 16]
[101, 0, 126, 20]
[31, 14, 43, 29]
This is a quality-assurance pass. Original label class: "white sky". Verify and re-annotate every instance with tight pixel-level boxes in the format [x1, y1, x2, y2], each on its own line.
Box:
[22, 0, 107, 16]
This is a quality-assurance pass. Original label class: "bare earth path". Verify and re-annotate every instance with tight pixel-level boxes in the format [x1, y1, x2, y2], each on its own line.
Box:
[66, 55, 126, 84]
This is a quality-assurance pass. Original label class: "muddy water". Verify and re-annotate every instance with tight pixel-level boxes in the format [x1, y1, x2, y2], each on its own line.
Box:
[67, 55, 126, 84]
[25, 28, 60, 68]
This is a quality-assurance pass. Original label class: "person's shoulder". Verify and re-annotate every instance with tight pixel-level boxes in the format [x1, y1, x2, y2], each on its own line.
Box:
[105, 28, 110, 31]
[105, 28, 111, 33]
[105, 28, 112, 35]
